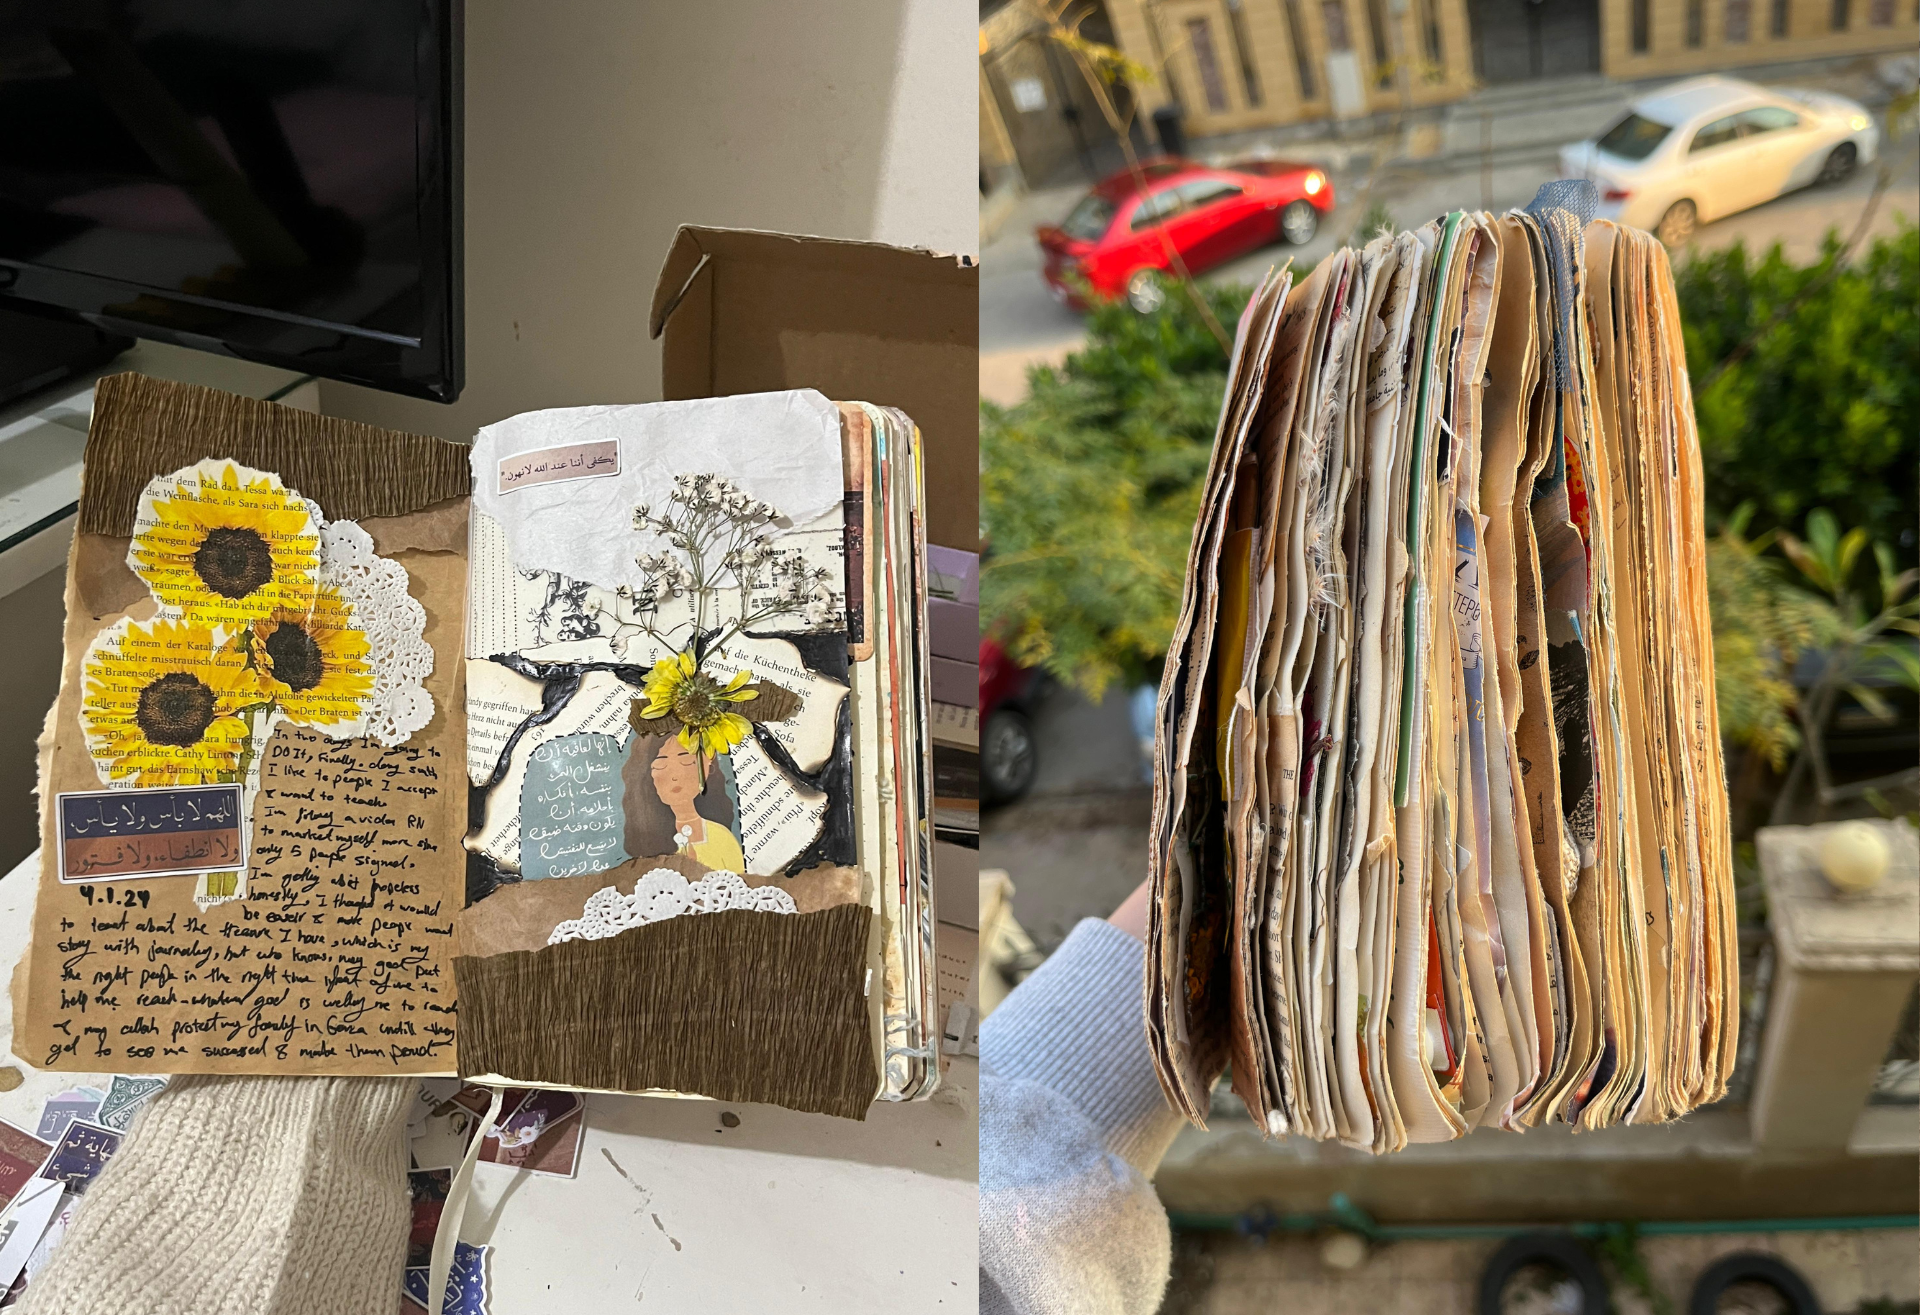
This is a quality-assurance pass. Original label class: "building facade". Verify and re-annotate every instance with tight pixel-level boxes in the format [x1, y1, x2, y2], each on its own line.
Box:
[1598, 0, 1919, 79]
[981, 0, 1915, 172]
[1104, 0, 1481, 138]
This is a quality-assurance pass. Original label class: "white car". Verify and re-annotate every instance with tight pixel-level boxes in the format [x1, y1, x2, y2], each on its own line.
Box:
[1559, 76, 1880, 247]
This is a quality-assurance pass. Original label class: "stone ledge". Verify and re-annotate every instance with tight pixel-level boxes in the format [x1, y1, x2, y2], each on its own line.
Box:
[1154, 1108, 1919, 1220]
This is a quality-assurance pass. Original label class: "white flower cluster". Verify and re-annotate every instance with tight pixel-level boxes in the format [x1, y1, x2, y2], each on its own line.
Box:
[774, 548, 837, 625]
[616, 551, 693, 610]
[720, 539, 778, 576]
[638, 473, 780, 526]
[603, 472, 834, 646]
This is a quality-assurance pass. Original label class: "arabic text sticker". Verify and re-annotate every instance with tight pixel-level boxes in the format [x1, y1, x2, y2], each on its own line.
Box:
[56, 785, 245, 883]
[496, 440, 621, 494]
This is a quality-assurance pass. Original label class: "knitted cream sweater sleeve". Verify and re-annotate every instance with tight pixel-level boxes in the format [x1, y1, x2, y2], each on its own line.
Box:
[979, 918, 1187, 1315]
[20, 1074, 414, 1315]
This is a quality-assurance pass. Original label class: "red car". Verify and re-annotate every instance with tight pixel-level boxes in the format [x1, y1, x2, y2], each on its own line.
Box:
[979, 637, 1040, 804]
[1038, 157, 1335, 313]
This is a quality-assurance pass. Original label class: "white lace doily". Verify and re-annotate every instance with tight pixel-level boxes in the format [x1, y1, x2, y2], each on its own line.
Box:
[547, 868, 797, 945]
[318, 519, 434, 746]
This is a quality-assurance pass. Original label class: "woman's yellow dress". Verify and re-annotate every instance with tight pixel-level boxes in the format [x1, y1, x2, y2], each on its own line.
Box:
[677, 818, 745, 872]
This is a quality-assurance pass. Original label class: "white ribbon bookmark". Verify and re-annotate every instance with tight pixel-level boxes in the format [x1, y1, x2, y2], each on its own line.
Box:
[427, 1084, 505, 1315]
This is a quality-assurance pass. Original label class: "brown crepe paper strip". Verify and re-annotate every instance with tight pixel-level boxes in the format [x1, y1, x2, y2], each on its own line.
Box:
[454, 853, 864, 958]
[454, 902, 879, 1121]
[79, 373, 469, 535]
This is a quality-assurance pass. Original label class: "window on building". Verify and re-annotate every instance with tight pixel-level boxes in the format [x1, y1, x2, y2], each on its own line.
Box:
[1187, 17, 1232, 113]
[1281, 0, 1318, 97]
[1322, 0, 1354, 50]
[1830, 0, 1851, 27]
[1770, 0, 1791, 33]
[1725, 0, 1751, 40]
[1365, 0, 1394, 86]
[1224, 0, 1266, 106]
[1417, 0, 1444, 75]
[1868, 0, 1893, 21]
[1632, 0, 1651, 50]
[1686, 0, 1705, 42]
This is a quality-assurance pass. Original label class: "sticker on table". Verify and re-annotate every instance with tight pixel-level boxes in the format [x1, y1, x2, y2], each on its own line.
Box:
[36, 1121, 121, 1194]
[0, 1178, 62, 1294]
[33, 1090, 103, 1143]
[406, 1168, 452, 1269]
[56, 785, 244, 883]
[497, 440, 620, 494]
[0, 1123, 53, 1213]
[2, 1197, 77, 1308]
[94, 1076, 167, 1133]
[402, 1240, 489, 1314]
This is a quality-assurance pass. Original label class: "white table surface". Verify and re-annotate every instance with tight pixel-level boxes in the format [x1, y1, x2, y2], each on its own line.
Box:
[0, 851, 978, 1311]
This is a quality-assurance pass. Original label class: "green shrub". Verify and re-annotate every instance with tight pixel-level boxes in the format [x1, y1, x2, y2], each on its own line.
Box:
[980, 283, 1247, 696]
[1675, 219, 1919, 554]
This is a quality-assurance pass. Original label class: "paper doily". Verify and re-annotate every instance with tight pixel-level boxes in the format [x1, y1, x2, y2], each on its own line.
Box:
[547, 868, 797, 945]
[318, 519, 434, 746]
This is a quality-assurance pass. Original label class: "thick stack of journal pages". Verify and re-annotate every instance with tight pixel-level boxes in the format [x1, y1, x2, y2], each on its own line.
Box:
[1146, 185, 1737, 1150]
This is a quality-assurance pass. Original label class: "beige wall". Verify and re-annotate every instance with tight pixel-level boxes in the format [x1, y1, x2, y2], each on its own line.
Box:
[320, 0, 976, 439]
[981, 62, 1022, 189]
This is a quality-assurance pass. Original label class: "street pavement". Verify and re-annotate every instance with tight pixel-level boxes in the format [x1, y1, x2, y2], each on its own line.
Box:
[983, 683, 1149, 952]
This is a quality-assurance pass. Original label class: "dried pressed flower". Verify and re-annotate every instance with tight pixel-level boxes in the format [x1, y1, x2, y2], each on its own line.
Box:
[636, 651, 759, 755]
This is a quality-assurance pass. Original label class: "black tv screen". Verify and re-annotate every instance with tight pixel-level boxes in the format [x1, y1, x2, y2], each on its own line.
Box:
[0, 2, 461, 402]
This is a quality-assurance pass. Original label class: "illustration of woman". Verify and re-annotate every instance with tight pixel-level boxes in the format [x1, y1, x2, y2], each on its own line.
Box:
[622, 734, 745, 872]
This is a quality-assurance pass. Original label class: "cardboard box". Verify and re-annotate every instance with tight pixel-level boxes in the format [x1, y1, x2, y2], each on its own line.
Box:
[649, 227, 977, 552]
[927, 598, 979, 664]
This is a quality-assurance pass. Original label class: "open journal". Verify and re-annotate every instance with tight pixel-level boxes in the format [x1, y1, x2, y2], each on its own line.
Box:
[1147, 194, 1737, 1150]
[17, 375, 937, 1120]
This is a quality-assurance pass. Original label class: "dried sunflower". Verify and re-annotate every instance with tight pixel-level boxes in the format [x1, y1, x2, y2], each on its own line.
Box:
[81, 618, 261, 786]
[637, 651, 757, 755]
[130, 462, 319, 624]
[251, 584, 374, 729]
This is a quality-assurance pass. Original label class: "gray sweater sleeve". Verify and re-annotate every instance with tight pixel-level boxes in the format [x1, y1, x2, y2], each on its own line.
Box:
[979, 918, 1187, 1315]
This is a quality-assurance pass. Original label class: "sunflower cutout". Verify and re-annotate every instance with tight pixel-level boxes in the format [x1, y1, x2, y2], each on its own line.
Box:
[130, 461, 320, 626]
[637, 651, 759, 756]
[251, 584, 375, 731]
[81, 617, 262, 787]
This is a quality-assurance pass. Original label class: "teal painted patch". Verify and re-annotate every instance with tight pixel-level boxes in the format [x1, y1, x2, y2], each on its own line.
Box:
[518, 732, 632, 881]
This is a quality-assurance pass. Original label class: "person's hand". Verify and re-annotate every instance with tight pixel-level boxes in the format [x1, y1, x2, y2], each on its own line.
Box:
[1107, 878, 1151, 943]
